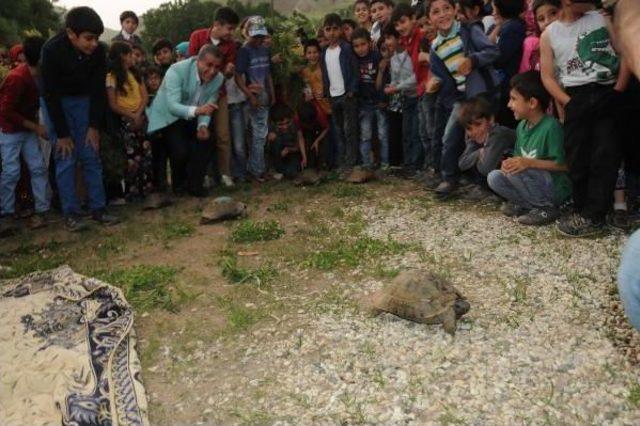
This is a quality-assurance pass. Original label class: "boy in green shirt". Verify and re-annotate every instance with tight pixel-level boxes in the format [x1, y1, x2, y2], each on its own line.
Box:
[487, 71, 571, 226]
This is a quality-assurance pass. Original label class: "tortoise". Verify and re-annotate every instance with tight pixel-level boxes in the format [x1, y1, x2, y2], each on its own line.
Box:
[142, 192, 174, 210]
[294, 169, 323, 186]
[345, 167, 376, 184]
[200, 196, 247, 224]
[369, 270, 470, 335]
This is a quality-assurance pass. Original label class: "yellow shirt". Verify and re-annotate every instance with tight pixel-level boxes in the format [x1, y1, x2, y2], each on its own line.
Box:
[106, 71, 142, 113]
[301, 65, 331, 115]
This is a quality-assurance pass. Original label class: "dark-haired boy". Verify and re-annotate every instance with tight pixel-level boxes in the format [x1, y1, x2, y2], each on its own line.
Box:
[152, 38, 174, 76]
[111, 11, 142, 46]
[352, 28, 388, 169]
[41, 7, 118, 230]
[267, 104, 307, 179]
[320, 13, 359, 171]
[392, 3, 429, 174]
[370, 0, 395, 44]
[457, 96, 515, 201]
[188, 6, 241, 187]
[342, 19, 358, 42]
[487, 71, 571, 226]
[0, 36, 50, 236]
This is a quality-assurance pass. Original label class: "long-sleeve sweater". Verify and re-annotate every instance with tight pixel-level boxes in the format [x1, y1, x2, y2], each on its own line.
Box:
[458, 124, 516, 176]
[41, 31, 107, 138]
[390, 50, 417, 98]
[0, 64, 38, 133]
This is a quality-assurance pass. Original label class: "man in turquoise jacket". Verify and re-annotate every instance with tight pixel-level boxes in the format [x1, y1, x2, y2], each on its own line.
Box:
[147, 44, 224, 196]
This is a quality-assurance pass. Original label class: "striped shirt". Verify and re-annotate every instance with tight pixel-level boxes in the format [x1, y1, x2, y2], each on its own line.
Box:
[433, 21, 467, 92]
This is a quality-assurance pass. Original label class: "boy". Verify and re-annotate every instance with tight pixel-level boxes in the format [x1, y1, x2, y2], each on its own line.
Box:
[235, 15, 275, 182]
[144, 65, 163, 105]
[131, 44, 148, 69]
[41, 7, 118, 230]
[352, 28, 388, 169]
[370, 0, 395, 43]
[457, 96, 515, 201]
[540, 0, 629, 236]
[267, 104, 307, 179]
[342, 19, 358, 42]
[188, 6, 241, 187]
[152, 38, 174, 76]
[298, 101, 330, 170]
[382, 28, 419, 176]
[0, 36, 50, 236]
[320, 13, 359, 171]
[487, 71, 571, 226]
[392, 3, 429, 174]
[111, 11, 142, 46]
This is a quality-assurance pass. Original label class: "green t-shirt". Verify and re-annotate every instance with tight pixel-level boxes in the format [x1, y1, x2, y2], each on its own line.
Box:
[514, 116, 572, 202]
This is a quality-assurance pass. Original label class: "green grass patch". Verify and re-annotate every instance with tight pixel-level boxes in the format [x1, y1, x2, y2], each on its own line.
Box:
[220, 254, 277, 287]
[160, 220, 195, 240]
[96, 265, 180, 312]
[332, 184, 365, 198]
[216, 296, 263, 331]
[628, 384, 640, 407]
[303, 236, 411, 271]
[268, 200, 290, 212]
[230, 219, 284, 243]
[0, 240, 66, 279]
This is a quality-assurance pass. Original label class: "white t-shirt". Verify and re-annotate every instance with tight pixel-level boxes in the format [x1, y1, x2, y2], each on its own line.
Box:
[325, 45, 345, 97]
[547, 11, 619, 88]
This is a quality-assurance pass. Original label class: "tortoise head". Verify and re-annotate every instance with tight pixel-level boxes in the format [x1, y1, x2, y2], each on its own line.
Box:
[453, 299, 470, 319]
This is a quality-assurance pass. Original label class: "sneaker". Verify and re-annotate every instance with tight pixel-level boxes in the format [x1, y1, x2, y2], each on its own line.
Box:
[221, 174, 235, 187]
[65, 216, 89, 232]
[272, 172, 284, 181]
[91, 211, 120, 226]
[608, 209, 630, 231]
[0, 216, 19, 238]
[557, 213, 604, 238]
[517, 207, 560, 226]
[434, 181, 458, 199]
[500, 202, 528, 217]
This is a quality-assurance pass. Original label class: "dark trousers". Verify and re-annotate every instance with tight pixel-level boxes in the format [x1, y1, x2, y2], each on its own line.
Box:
[388, 110, 403, 166]
[564, 84, 621, 222]
[435, 102, 466, 183]
[329, 94, 358, 168]
[402, 96, 422, 171]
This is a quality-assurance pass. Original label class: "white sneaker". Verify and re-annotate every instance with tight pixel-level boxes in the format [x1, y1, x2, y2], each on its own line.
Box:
[273, 173, 284, 181]
[221, 174, 234, 187]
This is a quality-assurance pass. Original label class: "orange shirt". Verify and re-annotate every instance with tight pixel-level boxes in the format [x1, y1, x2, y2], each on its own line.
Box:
[301, 65, 331, 115]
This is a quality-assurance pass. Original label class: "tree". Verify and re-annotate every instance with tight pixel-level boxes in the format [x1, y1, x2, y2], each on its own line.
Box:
[0, 0, 60, 46]
[141, 0, 223, 48]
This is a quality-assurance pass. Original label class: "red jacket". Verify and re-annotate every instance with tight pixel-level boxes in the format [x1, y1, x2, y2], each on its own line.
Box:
[188, 28, 237, 67]
[0, 64, 39, 133]
[400, 26, 429, 97]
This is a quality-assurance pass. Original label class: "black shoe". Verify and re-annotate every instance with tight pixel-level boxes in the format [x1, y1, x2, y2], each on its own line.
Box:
[557, 213, 604, 238]
[517, 207, 560, 226]
[65, 216, 89, 232]
[608, 209, 630, 231]
[91, 211, 120, 226]
[0, 216, 19, 238]
[434, 181, 458, 199]
[500, 202, 528, 217]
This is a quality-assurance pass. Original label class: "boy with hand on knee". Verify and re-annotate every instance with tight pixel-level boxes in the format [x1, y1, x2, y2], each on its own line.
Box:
[487, 71, 571, 226]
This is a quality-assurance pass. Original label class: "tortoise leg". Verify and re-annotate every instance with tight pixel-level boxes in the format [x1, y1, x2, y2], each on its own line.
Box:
[441, 309, 457, 336]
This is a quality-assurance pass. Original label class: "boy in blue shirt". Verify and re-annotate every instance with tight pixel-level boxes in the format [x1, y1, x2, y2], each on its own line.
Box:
[487, 71, 571, 226]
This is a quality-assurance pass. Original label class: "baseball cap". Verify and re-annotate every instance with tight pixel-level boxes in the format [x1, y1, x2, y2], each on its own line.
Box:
[247, 16, 268, 37]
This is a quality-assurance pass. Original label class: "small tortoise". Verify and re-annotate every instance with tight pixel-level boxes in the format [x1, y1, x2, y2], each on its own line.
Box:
[294, 169, 323, 186]
[200, 197, 247, 224]
[345, 167, 376, 184]
[142, 192, 174, 210]
[370, 270, 470, 335]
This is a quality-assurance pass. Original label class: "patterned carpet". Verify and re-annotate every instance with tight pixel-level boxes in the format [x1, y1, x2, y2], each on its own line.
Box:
[0, 266, 149, 425]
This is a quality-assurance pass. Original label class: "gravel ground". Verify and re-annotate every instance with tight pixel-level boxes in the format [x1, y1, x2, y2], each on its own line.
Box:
[152, 196, 640, 424]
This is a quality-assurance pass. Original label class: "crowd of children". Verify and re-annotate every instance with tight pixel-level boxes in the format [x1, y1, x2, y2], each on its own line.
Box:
[0, 0, 638, 238]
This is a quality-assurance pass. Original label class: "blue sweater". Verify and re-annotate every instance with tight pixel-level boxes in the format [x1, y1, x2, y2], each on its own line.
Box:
[321, 40, 359, 98]
[430, 23, 500, 109]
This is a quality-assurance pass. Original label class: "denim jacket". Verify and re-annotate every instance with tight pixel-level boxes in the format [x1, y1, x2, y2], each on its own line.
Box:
[430, 23, 500, 109]
[321, 40, 360, 98]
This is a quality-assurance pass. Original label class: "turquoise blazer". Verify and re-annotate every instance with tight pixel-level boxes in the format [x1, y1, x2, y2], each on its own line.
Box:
[147, 57, 224, 134]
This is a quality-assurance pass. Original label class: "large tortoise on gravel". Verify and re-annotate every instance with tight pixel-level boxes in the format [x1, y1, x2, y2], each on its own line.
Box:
[369, 270, 470, 335]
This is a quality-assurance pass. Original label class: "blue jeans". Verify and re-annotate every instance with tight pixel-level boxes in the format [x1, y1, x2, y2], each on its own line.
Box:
[418, 93, 437, 170]
[359, 103, 389, 168]
[439, 102, 466, 182]
[487, 168, 557, 208]
[41, 96, 106, 216]
[247, 100, 269, 178]
[0, 131, 50, 215]
[402, 96, 422, 171]
[619, 230, 640, 331]
[229, 102, 248, 180]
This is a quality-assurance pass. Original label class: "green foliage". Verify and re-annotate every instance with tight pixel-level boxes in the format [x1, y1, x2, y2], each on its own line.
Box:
[220, 254, 277, 286]
[0, 0, 60, 45]
[141, 0, 222, 47]
[230, 219, 284, 243]
[97, 265, 179, 312]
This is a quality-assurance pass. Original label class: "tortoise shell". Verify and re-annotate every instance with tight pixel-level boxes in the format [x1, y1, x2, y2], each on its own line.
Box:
[200, 197, 247, 224]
